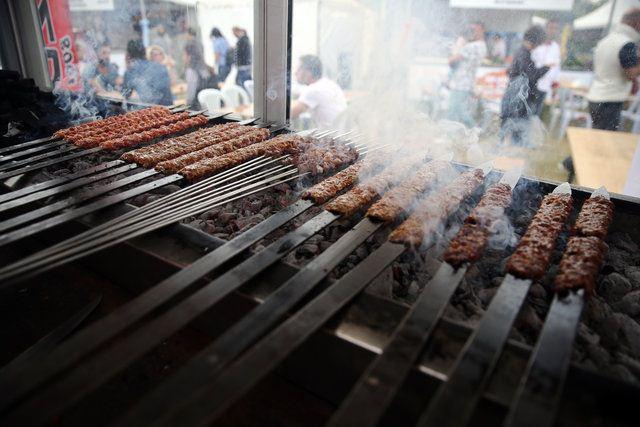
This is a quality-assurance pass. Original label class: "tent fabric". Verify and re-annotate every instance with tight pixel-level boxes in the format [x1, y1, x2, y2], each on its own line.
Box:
[574, 0, 640, 30]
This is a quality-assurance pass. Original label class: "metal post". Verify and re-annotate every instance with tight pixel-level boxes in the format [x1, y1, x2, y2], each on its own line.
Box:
[253, 0, 292, 125]
[607, 0, 618, 34]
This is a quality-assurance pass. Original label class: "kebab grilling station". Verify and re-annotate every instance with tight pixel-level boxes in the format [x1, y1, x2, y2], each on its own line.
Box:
[1, 2, 640, 427]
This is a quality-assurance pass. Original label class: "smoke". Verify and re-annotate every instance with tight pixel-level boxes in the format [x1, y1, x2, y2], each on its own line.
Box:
[53, 84, 100, 123]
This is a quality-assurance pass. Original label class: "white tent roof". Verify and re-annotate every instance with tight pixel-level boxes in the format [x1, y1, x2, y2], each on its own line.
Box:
[574, 0, 640, 30]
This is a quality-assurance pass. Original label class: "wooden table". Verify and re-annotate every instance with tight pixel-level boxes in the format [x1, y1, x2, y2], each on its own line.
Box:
[567, 127, 638, 193]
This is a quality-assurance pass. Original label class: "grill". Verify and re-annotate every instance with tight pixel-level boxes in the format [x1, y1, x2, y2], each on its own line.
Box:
[1, 101, 639, 427]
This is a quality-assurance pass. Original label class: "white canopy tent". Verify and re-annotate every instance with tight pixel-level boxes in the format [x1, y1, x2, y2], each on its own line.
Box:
[574, 0, 640, 30]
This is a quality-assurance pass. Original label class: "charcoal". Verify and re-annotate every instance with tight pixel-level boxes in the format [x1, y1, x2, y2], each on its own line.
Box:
[613, 291, 640, 317]
[599, 273, 633, 302]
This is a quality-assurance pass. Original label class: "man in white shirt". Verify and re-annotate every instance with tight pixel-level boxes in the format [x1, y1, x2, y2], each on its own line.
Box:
[291, 55, 347, 129]
[531, 19, 561, 116]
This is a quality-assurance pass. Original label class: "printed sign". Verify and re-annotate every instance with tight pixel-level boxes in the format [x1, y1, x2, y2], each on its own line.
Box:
[69, 0, 114, 12]
[36, 0, 82, 90]
[450, 0, 574, 11]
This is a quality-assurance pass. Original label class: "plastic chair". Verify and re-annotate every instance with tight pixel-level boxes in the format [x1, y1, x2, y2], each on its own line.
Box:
[243, 80, 254, 101]
[621, 95, 640, 133]
[549, 88, 592, 139]
[197, 89, 223, 113]
[221, 85, 251, 108]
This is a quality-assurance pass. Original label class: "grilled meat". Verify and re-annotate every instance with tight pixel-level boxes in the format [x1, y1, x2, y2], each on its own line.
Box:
[572, 196, 614, 239]
[553, 236, 607, 294]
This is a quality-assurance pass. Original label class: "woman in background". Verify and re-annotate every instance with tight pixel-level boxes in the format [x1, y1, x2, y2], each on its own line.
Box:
[147, 45, 178, 85]
[210, 27, 231, 82]
[499, 26, 550, 146]
[184, 43, 219, 109]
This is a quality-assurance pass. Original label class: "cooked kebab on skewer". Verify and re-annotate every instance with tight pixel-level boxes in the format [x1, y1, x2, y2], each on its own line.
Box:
[155, 128, 271, 173]
[63, 109, 173, 144]
[388, 168, 485, 246]
[553, 194, 614, 294]
[571, 195, 614, 239]
[553, 236, 607, 294]
[300, 154, 386, 204]
[365, 160, 453, 223]
[505, 193, 574, 280]
[121, 123, 251, 167]
[324, 158, 422, 217]
[287, 140, 359, 176]
[99, 115, 209, 151]
[54, 106, 170, 140]
[443, 183, 513, 267]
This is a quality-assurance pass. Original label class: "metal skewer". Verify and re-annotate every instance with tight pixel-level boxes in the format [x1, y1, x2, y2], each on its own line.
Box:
[0, 163, 138, 214]
[0, 145, 80, 173]
[0, 136, 60, 156]
[504, 186, 610, 427]
[3, 182, 340, 427]
[418, 183, 573, 427]
[0, 160, 126, 204]
[328, 168, 521, 427]
[117, 216, 384, 426]
[0, 140, 68, 163]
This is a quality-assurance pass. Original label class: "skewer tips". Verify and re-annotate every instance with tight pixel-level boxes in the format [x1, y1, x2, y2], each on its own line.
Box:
[591, 186, 610, 200]
[478, 160, 494, 175]
[499, 165, 523, 189]
[552, 182, 572, 195]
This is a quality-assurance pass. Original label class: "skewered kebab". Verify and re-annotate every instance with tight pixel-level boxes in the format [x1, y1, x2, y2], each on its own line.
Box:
[443, 182, 513, 267]
[366, 161, 453, 223]
[121, 123, 250, 167]
[141, 166, 491, 427]
[388, 168, 485, 246]
[329, 169, 519, 427]
[505, 188, 614, 427]
[0, 147, 390, 421]
[4, 154, 445, 426]
[154, 128, 271, 172]
[54, 106, 170, 140]
[553, 193, 613, 294]
[418, 183, 574, 427]
[100, 114, 208, 150]
[66, 110, 176, 147]
[323, 157, 438, 217]
[505, 191, 574, 280]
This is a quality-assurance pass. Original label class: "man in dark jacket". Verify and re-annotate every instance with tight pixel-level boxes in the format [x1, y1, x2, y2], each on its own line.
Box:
[500, 26, 550, 146]
[122, 39, 173, 106]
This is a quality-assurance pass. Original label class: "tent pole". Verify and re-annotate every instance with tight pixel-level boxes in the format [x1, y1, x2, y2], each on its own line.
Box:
[607, 0, 618, 34]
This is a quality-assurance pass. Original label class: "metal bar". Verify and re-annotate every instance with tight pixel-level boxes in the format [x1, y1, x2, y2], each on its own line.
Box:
[154, 241, 408, 427]
[3, 210, 337, 426]
[0, 147, 103, 181]
[0, 169, 156, 234]
[117, 218, 383, 426]
[0, 163, 138, 214]
[329, 262, 468, 427]
[0, 145, 80, 173]
[0, 198, 313, 411]
[28, 156, 282, 259]
[0, 160, 125, 204]
[504, 291, 585, 427]
[0, 174, 182, 251]
[0, 140, 68, 163]
[0, 296, 102, 379]
[418, 275, 532, 427]
[0, 136, 60, 155]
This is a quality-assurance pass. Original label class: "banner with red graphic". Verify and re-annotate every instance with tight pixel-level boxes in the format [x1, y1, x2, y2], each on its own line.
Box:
[36, 0, 82, 90]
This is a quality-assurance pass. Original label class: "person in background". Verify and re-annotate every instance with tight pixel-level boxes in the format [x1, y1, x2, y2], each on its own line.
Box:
[500, 26, 550, 146]
[150, 24, 172, 55]
[291, 55, 347, 129]
[148, 45, 178, 85]
[587, 8, 640, 131]
[531, 19, 561, 116]
[447, 22, 487, 128]
[210, 27, 231, 82]
[93, 43, 120, 91]
[232, 26, 252, 88]
[184, 43, 218, 110]
[489, 34, 507, 63]
[122, 39, 173, 106]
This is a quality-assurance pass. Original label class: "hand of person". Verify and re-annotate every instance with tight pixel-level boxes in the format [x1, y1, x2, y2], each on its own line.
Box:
[632, 78, 639, 95]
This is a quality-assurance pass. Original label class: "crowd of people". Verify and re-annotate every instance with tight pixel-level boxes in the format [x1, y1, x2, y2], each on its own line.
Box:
[78, 23, 254, 109]
[447, 8, 640, 146]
